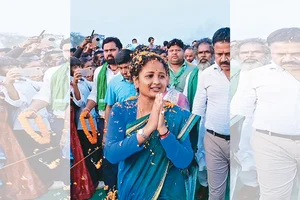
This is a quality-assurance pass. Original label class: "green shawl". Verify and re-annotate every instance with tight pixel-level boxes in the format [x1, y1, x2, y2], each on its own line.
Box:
[97, 62, 108, 111]
[51, 62, 69, 111]
[169, 64, 187, 89]
[187, 68, 199, 111]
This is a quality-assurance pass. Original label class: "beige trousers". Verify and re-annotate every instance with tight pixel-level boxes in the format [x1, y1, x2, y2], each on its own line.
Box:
[251, 131, 300, 200]
[204, 132, 230, 200]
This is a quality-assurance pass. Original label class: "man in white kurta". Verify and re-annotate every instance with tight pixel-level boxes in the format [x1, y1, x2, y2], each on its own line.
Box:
[231, 28, 300, 200]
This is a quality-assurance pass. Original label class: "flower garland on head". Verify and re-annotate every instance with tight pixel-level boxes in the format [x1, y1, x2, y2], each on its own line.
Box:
[79, 111, 98, 144]
[129, 51, 169, 83]
[18, 111, 51, 144]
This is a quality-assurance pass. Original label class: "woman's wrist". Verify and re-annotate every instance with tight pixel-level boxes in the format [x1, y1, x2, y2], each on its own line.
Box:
[159, 129, 170, 140]
[158, 126, 168, 136]
[143, 125, 153, 137]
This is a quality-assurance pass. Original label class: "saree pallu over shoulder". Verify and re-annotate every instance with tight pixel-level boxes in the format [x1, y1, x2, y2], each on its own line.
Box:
[177, 113, 200, 200]
[177, 113, 200, 143]
[121, 105, 200, 200]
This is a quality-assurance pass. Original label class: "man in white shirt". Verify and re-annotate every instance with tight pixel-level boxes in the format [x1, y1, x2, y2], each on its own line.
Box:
[230, 38, 271, 199]
[231, 28, 300, 200]
[193, 27, 230, 200]
[81, 37, 122, 194]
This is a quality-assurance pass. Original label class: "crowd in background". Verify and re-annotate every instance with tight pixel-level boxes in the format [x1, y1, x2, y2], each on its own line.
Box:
[69, 28, 230, 200]
[0, 34, 71, 199]
[0, 26, 299, 200]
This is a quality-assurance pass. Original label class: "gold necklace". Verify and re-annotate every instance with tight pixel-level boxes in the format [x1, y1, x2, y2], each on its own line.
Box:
[137, 103, 144, 118]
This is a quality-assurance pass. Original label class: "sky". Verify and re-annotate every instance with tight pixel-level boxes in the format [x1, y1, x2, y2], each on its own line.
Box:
[1, 0, 70, 37]
[2, 0, 299, 45]
[71, 0, 230, 46]
[231, 0, 300, 40]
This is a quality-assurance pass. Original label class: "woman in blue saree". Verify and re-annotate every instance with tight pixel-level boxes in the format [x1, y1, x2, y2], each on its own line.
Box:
[104, 52, 199, 200]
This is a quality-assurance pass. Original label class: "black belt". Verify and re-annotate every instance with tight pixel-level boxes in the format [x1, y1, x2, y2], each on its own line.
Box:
[257, 129, 300, 140]
[207, 129, 230, 141]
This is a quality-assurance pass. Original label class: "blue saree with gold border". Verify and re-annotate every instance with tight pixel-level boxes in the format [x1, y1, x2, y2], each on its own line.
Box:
[104, 98, 200, 200]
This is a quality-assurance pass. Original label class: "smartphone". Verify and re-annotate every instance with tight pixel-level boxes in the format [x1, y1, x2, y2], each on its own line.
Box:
[21, 67, 44, 77]
[80, 67, 94, 77]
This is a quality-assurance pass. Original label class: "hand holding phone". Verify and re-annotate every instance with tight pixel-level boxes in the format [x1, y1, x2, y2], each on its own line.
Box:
[80, 37, 92, 49]
[4, 69, 21, 84]
[80, 67, 94, 77]
[72, 69, 82, 84]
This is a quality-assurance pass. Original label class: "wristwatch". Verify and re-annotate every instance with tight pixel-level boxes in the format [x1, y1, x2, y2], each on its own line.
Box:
[137, 128, 148, 140]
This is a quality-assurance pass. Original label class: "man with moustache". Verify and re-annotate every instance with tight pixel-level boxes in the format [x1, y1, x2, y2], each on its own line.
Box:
[184, 38, 215, 108]
[81, 37, 122, 194]
[183, 38, 215, 200]
[104, 49, 136, 127]
[231, 38, 271, 99]
[230, 38, 271, 200]
[193, 28, 230, 200]
[167, 38, 196, 93]
[82, 37, 122, 123]
[231, 28, 300, 200]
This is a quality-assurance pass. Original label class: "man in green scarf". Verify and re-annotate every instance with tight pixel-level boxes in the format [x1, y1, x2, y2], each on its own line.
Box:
[24, 38, 71, 190]
[81, 37, 122, 194]
[167, 38, 196, 93]
[183, 38, 215, 200]
[183, 38, 215, 110]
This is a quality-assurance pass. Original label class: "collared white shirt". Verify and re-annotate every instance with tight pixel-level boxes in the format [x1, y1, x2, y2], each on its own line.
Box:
[192, 63, 230, 135]
[231, 63, 300, 135]
[88, 64, 120, 117]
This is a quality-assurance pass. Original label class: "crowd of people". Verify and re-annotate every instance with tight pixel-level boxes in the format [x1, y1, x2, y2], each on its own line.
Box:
[0, 34, 70, 199]
[0, 26, 299, 200]
[70, 27, 300, 200]
[68, 28, 230, 200]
